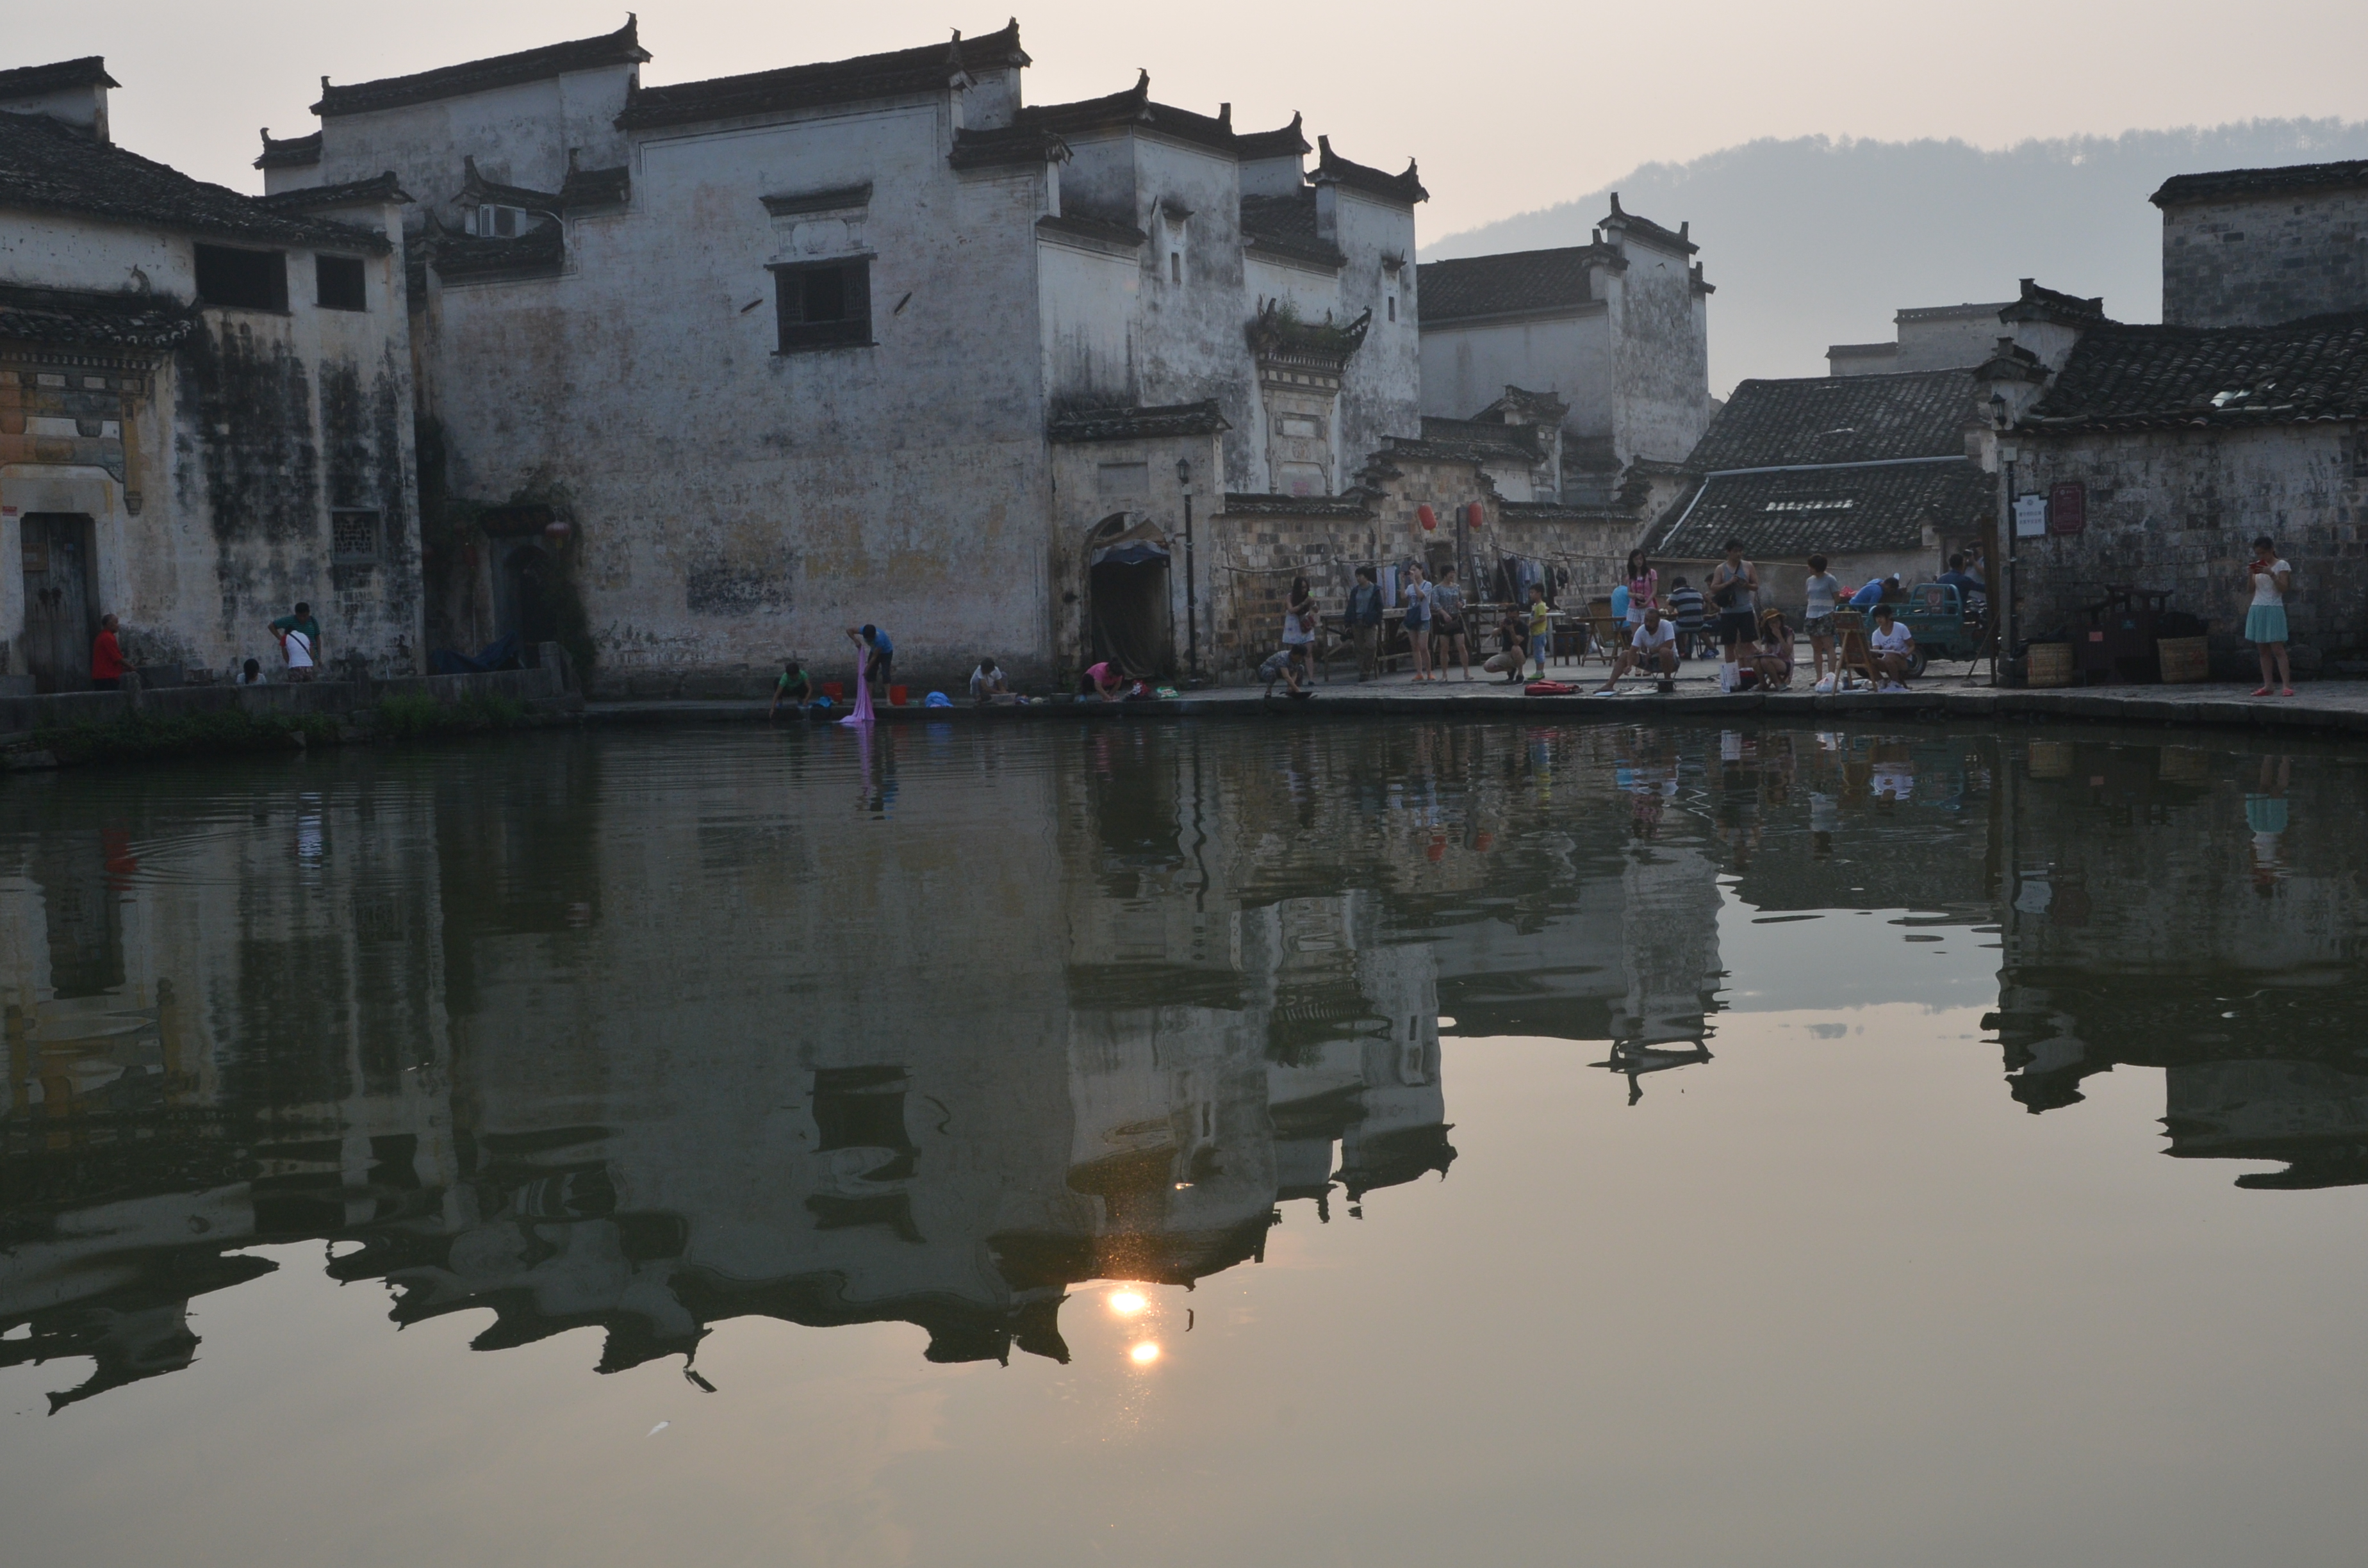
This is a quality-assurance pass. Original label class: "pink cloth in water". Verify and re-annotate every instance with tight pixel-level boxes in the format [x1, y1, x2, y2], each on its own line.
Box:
[839, 651, 876, 727]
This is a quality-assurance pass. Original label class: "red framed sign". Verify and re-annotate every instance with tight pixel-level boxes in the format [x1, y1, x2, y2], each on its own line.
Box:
[2048, 481, 2086, 535]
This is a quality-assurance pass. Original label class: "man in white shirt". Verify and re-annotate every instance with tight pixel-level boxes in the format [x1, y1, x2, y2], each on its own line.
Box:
[1869, 603, 1915, 689]
[1595, 605, 1680, 694]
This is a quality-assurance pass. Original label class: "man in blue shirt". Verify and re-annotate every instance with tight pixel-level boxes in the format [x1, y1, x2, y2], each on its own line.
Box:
[1848, 573, 1900, 612]
[1936, 554, 1987, 621]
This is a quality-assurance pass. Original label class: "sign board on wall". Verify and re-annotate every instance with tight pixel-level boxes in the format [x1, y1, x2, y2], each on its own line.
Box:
[2049, 481, 2086, 535]
[2014, 493, 2048, 537]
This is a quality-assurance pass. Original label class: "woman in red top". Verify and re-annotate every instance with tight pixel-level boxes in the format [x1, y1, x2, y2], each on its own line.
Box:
[90, 614, 127, 690]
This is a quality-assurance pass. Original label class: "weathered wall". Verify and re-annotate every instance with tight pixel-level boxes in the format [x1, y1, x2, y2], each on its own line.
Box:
[1047, 429, 1224, 678]
[2, 211, 420, 680]
[1326, 190, 1422, 478]
[1206, 450, 1630, 680]
[1894, 304, 2012, 372]
[2162, 190, 2368, 328]
[302, 66, 637, 207]
[420, 94, 1057, 690]
[2008, 422, 2368, 658]
[1607, 233, 1711, 468]
[1419, 309, 1610, 437]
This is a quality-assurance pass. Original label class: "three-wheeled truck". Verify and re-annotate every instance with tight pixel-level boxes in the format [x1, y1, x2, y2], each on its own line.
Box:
[1895, 582, 1985, 676]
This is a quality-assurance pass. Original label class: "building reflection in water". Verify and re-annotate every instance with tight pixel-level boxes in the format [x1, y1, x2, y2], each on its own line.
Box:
[3, 721, 2362, 1411]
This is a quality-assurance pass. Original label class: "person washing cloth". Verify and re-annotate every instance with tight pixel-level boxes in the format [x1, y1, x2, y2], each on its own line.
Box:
[970, 658, 1010, 702]
[770, 659, 813, 717]
[846, 624, 892, 701]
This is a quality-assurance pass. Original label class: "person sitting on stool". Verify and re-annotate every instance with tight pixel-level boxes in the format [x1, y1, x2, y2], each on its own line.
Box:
[1869, 603, 1916, 688]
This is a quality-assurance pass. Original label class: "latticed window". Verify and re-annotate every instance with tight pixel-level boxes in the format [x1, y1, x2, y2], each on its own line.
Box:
[331, 510, 379, 562]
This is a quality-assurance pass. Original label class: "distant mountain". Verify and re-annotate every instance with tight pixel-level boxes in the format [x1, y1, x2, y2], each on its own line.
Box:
[1424, 119, 2368, 394]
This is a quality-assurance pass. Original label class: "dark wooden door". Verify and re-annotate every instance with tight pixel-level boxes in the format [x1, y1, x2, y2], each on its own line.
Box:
[22, 513, 96, 693]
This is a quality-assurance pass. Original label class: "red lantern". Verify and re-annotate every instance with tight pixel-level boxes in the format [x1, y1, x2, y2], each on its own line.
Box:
[1466, 501, 1485, 530]
[1416, 503, 1437, 532]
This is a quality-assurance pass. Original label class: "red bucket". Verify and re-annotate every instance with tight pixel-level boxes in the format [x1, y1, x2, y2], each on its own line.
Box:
[889, 685, 910, 706]
[821, 682, 845, 699]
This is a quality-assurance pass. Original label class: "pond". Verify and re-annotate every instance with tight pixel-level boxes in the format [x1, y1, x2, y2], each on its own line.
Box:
[3, 719, 2364, 1567]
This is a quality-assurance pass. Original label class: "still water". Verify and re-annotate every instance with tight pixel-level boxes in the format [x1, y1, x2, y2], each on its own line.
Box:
[2, 719, 2364, 1567]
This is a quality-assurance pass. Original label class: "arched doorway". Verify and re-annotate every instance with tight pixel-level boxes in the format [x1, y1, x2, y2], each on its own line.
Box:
[1085, 514, 1172, 678]
[499, 544, 561, 648]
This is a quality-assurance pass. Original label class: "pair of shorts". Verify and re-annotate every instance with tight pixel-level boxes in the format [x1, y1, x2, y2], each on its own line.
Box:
[1433, 615, 1463, 637]
[1804, 614, 1836, 638]
[2246, 604, 2289, 644]
[1716, 610, 1757, 642]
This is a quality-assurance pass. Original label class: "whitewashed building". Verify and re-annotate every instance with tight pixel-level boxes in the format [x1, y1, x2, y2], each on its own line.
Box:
[0, 56, 422, 688]
[1416, 196, 1714, 504]
[259, 18, 1428, 690]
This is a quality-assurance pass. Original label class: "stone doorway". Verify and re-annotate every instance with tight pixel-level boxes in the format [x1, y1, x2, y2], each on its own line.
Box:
[1085, 515, 1174, 678]
[498, 543, 561, 649]
[21, 513, 97, 693]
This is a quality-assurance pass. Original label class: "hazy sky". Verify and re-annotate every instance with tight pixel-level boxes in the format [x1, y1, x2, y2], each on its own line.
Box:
[13, 1, 2368, 241]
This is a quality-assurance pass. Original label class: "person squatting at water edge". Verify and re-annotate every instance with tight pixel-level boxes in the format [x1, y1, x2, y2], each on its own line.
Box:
[1484, 603, 1529, 682]
[2246, 535, 2295, 698]
[1593, 603, 1680, 695]
[769, 658, 813, 717]
[970, 658, 1012, 703]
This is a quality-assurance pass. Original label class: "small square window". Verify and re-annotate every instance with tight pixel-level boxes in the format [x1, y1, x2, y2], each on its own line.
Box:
[773, 259, 872, 352]
[331, 509, 380, 562]
[317, 255, 366, 311]
[1387, 294, 1397, 322]
[1170, 252, 1182, 283]
[194, 244, 288, 311]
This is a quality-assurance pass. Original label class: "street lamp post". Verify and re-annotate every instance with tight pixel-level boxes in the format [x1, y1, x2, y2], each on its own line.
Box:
[1175, 457, 1201, 684]
[1990, 392, 2017, 687]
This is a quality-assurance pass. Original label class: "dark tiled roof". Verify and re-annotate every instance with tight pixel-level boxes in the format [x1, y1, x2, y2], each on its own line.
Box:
[1998, 276, 2108, 327]
[950, 123, 1067, 169]
[1239, 191, 1343, 268]
[1036, 211, 1145, 249]
[618, 22, 1024, 131]
[1416, 245, 1606, 325]
[1655, 461, 1991, 560]
[451, 155, 630, 212]
[429, 220, 563, 282]
[0, 57, 119, 97]
[1314, 136, 1424, 205]
[1015, 73, 1240, 156]
[317, 18, 649, 117]
[1479, 385, 1569, 423]
[2019, 311, 2368, 432]
[1683, 368, 1977, 471]
[561, 162, 630, 206]
[1235, 112, 1309, 161]
[1502, 499, 1633, 522]
[2151, 158, 2368, 208]
[1600, 192, 1693, 255]
[254, 129, 321, 170]
[253, 172, 409, 211]
[1218, 492, 1376, 518]
[0, 110, 389, 251]
[1419, 416, 1543, 463]
[0, 282, 195, 350]
[1049, 399, 1229, 443]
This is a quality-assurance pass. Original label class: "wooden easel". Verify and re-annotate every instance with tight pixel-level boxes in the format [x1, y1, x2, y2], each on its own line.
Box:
[1832, 609, 1879, 685]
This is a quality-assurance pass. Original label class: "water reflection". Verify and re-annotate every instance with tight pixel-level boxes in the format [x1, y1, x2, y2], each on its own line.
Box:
[1, 722, 2363, 1415]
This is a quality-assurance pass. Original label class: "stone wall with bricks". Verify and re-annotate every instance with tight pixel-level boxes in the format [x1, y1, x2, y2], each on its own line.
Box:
[2007, 421, 2368, 664]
